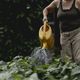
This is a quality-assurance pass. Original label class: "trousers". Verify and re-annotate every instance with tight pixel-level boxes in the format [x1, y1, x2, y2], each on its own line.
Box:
[60, 27, 80, 63]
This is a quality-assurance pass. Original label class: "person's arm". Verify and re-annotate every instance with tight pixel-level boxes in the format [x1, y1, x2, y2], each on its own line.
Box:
[77, 0, 80, 10]
[43, 0, 59, 22]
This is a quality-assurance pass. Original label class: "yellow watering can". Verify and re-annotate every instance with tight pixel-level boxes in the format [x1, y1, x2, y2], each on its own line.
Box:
[39, 21, 55, 49]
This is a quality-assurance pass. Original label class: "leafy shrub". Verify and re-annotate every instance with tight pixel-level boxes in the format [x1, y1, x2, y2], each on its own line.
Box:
[0, 56, 80, 80]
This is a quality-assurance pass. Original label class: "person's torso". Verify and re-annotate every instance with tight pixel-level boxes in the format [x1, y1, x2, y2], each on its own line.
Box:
[57, 0, 80, 32]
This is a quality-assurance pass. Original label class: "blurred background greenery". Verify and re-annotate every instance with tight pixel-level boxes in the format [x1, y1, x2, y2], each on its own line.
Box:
[0, 0, 60, 61]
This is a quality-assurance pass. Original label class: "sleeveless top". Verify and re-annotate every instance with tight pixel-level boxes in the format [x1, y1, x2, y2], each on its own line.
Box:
[57, 0, 80, 32]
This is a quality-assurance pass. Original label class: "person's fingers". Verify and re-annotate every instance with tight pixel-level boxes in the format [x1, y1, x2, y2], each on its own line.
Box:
[42, 17, 48, 22]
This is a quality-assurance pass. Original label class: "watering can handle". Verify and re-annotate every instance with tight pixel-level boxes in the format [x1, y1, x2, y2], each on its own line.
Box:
[43, 20, 48, 32]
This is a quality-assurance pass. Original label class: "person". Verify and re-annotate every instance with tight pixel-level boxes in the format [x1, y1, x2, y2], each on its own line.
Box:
[43, 0, 80, 63]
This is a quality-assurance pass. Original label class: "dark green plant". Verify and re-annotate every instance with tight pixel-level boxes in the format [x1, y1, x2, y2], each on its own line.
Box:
[0, 56, 80, 80]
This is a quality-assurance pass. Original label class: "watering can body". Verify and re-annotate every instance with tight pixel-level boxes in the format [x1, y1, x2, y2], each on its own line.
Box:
[39, 22, 55, 49]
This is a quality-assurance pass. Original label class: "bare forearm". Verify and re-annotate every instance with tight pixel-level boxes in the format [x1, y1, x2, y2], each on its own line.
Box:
[43, 8, 48, 19]
[42, 0, 58, 22]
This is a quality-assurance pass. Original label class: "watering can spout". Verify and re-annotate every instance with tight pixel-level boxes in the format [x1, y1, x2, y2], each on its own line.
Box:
[42, 42, 48, 49]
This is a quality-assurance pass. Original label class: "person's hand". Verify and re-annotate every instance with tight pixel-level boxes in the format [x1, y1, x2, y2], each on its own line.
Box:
[43, 17, 48, 23]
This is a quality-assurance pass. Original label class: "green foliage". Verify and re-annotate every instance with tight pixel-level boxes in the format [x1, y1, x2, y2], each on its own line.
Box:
[0, 56, 80, 80]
